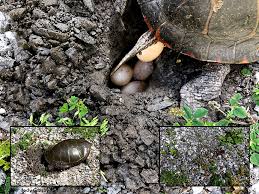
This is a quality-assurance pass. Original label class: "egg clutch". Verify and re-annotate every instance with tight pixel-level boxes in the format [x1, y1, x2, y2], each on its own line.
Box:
[110, 41, 165, 94]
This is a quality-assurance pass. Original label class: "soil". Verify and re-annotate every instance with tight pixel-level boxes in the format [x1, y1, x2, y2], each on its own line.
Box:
[0, 0, 258, 193]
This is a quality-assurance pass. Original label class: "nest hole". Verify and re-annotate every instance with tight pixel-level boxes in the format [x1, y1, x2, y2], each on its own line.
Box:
[25, 145, 48, 174]
[108, 0, 149, 89]
[107, 0, 207, 94]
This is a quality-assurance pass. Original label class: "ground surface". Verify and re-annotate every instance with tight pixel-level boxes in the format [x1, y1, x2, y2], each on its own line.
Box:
[11, 127, 100, 186]
[160, 127, 249, 187]
[0, 0, 258, 193]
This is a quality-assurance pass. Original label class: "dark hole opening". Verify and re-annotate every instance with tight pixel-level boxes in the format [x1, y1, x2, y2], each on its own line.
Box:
[41, 152, 49, 170]
[108, 0, 148, 89]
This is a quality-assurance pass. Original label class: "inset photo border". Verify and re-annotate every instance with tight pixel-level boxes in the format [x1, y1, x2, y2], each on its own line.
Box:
[159, 126, 250, 187]
[10, 126, 100, 187]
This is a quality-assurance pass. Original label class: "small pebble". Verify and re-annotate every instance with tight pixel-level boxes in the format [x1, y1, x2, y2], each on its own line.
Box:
[83, 187, 91, 193]
[255, 71, 259, 84]
[83, 0, 95, 12]
[137, 41, 164, 62]
[0, 108, 6, 115]
[192, 187, 204, 194]
[95, 62, 106, 70]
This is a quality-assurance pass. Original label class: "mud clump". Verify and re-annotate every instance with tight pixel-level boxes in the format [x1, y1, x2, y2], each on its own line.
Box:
[25, 145, 46, 175]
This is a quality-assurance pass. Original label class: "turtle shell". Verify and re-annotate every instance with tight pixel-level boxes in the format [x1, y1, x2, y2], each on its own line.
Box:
[44, 139, 92, 170]
[138, 0, 259, 64]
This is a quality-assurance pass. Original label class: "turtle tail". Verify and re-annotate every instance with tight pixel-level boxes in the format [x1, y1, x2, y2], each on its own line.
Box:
[137, 0, 162, 31]
[111, 31, 156, 75]
[136, 0, 172, 48]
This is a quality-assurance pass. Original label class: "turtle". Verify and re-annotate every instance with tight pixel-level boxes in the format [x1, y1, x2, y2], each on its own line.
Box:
[112, 0, 259, 108]
[44, 139, 92, 171]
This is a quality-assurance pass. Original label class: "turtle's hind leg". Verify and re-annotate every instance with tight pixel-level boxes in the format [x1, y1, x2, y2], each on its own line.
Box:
[180, 63, 230, 110]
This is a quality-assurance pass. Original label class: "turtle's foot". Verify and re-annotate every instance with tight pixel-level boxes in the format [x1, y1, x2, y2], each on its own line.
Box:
[180, 63, 230, 110]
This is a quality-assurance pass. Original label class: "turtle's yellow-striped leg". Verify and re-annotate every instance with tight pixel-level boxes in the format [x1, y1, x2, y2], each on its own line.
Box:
[202, 0, 223, 35]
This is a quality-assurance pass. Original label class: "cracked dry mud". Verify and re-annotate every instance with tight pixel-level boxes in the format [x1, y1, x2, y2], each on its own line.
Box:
[0, 0, 258, 193]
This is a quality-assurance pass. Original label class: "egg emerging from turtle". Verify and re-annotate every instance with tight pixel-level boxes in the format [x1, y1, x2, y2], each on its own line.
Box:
[133, 61, 153, 81]
[136, 41, 164, 62]
[110, 64, 133, 86]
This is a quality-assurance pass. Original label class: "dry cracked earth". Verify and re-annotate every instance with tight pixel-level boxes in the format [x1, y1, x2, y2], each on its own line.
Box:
[0, 0, 259, 193]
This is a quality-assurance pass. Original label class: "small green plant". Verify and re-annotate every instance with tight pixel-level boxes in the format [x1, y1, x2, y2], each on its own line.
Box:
[0, 140, 10, 171]
[252, 84, 259, 106]
[208, 162, 217, 174]
[11, 132, 34, 156]
[162, 130, 178, 157]
[208, 174, 224, 186]
[250, 83, 259, 166]
[169, 148, 178, 156]
[218, 128, 244, 145]
[163, 143, 178, 157]
[29, 96, 109, 139]
[0, 175, 10, 194]
[227, 93, 248, 119]
[160, 150, 167, 155]
[208, 168, 244, 186]
[58, 96, 90, 126]
[171, 93, 250, 126]
[0, 140, 11, 194]
[97, 188, 107, 193]
[29, 113, 52, 126]
[250, 123, 259, 166]
[240, 67, 253, 77]
[18, 132, 33, 150]
[160, 170, 188, 186]
[64, 126, 99, 140]
[170, 93, 258, 168]
[180, 106, 210, 126]
[100, 119, 109, 136]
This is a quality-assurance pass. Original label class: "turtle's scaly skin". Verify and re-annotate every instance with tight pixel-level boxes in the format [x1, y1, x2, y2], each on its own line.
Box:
[138, 0, 259, 64]
[180, 63, 230, 109]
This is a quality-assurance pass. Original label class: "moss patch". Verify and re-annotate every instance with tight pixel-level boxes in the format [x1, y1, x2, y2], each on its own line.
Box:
[160, 170, 188, 186]
[11, 131, 34, 156]
[218, 128, 244, 145]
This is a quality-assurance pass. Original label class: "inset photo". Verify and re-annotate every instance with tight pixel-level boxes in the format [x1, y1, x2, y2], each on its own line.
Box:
[160, 126, 249, 187]
[11, 126, 100, 186]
